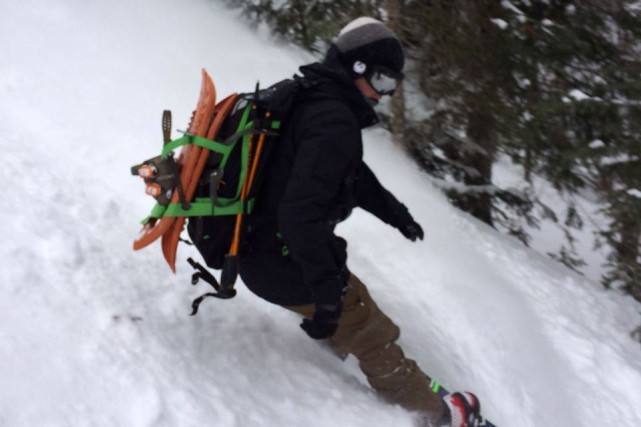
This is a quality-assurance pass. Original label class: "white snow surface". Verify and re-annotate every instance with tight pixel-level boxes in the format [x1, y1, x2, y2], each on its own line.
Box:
[490, 19, 509, 30]
[2, 1, 641, 426]
[628, 189, 641, 199]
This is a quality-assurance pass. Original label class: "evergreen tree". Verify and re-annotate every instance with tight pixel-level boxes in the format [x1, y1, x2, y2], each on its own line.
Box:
[386, 0, 407, 148]
[229, 0, 384, 53]
[401, 0, 641, 300]
[401, 0, 536, 240]
[501, 0, 641, 300]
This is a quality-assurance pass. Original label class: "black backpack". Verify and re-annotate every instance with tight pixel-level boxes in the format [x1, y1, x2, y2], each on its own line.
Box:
[184, 76, 314, 313]
[132, 73, 316, 314]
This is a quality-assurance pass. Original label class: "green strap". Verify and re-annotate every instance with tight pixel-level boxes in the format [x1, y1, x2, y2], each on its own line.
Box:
[163, 197, 254, 217]
[161, 135, 233, 159]
[223, 103, 253, 201]
[140, 101, 278, 226]
[159, 108, 279, 162]
[237, 130, 251, 198]
[141, 198, 255, 224]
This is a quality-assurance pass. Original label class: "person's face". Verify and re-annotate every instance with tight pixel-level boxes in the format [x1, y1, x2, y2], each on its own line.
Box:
[355, 77, 383, 104]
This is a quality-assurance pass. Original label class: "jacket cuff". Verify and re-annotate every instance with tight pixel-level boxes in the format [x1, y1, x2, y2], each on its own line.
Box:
[312, 269, 349, 306]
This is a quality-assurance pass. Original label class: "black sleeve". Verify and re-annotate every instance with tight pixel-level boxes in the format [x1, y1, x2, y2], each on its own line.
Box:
[354, 161, 414, 229]
[276, 101, 360, 306]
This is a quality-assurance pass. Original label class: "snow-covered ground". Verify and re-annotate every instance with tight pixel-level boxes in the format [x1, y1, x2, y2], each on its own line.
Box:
[2, 1, 641, 426]
[493, 155, 611, 282]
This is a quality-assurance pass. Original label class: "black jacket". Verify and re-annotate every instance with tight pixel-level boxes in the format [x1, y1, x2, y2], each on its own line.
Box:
[239, 59, 415, 307]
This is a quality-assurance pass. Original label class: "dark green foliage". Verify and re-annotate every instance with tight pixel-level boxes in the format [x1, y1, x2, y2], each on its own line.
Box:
[401, 0, 537, 236]
[599, 154, 641, 301]
[228, 0, 384, 53]
[403, 0, 641, 303]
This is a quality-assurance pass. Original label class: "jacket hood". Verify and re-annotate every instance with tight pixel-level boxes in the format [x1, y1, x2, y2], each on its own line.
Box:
[298, 52, 379, 129]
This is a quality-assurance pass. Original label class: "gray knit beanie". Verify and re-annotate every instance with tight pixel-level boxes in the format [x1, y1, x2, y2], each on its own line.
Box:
[333, 17, 404, 76]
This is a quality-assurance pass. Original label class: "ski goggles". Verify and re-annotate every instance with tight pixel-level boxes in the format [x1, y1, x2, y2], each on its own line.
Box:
[366, 66, 404, 96]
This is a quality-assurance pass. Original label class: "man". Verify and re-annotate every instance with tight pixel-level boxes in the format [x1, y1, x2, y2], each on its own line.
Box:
[239, 17, 478, 427]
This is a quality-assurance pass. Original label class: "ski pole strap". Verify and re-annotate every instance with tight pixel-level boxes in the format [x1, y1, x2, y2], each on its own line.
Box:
[141, 198, 255, 225]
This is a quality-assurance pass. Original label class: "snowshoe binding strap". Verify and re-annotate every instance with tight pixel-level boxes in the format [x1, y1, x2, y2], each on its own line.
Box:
[162, 110, 172, 145]
[131, 110, 190, 210]
[131, 153, 190, 210]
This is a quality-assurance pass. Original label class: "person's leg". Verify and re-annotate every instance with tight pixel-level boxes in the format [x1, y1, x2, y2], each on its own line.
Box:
[286, 274, 448, 423]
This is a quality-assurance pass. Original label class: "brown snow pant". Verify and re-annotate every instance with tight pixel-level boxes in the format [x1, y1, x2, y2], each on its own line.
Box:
[285, 274, 447, 424]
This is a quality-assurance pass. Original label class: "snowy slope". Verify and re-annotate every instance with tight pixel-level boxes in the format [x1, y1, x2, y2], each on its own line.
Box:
[2, 1, 641, 426]
[493, 155, 611, 282]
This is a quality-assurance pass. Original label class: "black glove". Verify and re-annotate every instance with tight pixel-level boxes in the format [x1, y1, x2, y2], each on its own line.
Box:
[399, 220, 424, 242]
[300, 303, 342, 340]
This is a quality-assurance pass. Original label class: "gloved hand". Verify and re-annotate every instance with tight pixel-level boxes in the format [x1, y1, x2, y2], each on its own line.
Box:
[300, 302, 342, 340]
[399, 219, 424, 242]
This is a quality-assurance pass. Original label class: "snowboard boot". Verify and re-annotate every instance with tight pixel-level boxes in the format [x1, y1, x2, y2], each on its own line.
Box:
[442, 392, 481, 427]
[285, 273, 448, 425]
